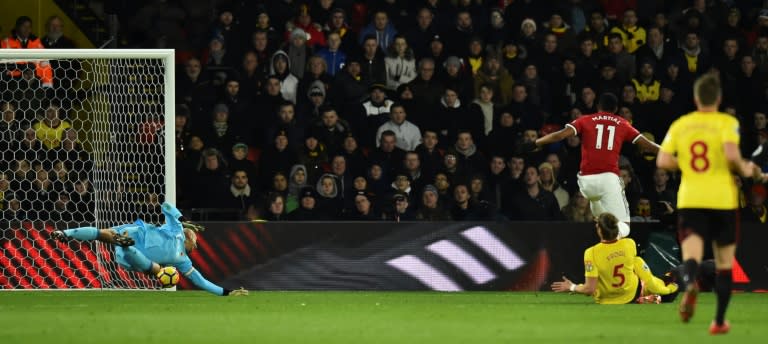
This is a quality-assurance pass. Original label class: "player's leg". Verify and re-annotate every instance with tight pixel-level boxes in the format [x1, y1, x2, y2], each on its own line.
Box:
[52, 227, 134, 246]
[634, 257, 679, 303]
[677, 209, 707, 323]
[577, 174, 607, 218]
[710, 243, 735, 334]
[597, 174, 632, 237]
[709, 209, 738, 334]
[115, 246, 162, 275]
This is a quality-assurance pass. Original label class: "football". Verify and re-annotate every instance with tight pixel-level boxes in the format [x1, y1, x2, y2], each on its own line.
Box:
[157, 266, 180, 288]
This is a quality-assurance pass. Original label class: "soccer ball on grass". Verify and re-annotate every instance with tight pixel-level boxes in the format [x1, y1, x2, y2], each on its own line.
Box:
[157, 266, 180, 288]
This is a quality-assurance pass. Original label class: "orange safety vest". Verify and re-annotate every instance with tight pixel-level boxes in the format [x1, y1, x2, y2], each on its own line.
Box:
[1, 35, 54, 87]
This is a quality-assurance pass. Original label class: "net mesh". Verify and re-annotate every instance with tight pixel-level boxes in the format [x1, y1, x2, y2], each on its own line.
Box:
[0, 56, 169, 289]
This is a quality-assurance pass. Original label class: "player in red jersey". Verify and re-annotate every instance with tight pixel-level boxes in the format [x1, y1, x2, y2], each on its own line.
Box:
[527, 93, 660, 237]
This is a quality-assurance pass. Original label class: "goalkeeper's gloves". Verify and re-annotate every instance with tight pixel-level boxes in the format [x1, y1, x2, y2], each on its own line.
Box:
[182, 221, 206, 232]
[225, 287, 249, 296]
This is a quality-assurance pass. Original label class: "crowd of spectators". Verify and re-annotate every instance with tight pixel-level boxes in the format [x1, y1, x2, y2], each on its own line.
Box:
[167, 0, 768, 223]
[2, 1, 768, 225]
[0, 15, 94, 226]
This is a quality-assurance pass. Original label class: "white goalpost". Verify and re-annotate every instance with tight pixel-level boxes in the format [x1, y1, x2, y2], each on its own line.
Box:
[0, 49, 175, 289]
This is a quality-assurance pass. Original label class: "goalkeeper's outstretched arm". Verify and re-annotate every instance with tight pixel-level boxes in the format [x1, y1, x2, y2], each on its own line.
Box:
[180, 264, 247, 296]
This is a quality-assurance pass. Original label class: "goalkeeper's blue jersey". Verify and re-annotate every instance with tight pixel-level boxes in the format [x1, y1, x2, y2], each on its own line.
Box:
[114, 202, 193, 274]
[112, 202, 225, 295]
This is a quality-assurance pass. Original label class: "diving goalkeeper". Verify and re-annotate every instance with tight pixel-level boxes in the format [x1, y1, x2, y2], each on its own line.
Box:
[52, 202, 248, 296]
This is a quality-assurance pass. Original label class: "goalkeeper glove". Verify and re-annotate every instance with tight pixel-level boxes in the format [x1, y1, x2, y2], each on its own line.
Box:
[226, 287, 249, 296]
[182, 221, 206, 232]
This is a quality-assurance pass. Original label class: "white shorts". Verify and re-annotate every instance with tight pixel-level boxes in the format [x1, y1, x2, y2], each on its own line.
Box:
[577, 172, 631, 237]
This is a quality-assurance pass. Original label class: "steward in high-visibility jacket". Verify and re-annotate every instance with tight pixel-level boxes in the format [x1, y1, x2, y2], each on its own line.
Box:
[1, 16, 54, 88]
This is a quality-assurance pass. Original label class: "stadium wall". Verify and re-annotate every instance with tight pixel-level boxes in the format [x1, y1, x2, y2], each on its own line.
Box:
[2, 222, 766, 290]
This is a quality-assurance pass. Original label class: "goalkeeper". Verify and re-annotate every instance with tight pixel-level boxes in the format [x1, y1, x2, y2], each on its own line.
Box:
[52, 202, 247, 296]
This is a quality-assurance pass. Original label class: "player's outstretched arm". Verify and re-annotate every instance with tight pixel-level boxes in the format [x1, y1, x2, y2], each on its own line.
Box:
[551, 276, 597, 295]
[530, 127, 576, 150]
[182, 266, 248, 296]
[635, 135, 661, 154]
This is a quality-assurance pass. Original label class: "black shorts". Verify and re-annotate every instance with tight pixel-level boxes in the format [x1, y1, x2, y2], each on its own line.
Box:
[677, 209, 740, 245]
[627, 280, 643, 304]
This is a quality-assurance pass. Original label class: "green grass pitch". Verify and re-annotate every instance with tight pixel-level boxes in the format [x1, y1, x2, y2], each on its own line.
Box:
[1, 291, 766, 343]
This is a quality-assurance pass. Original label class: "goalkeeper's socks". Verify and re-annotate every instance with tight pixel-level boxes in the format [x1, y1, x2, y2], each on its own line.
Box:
[714, 269, 733, 326]
[63, 227, 99, 241]
[682, 259, 699, 290]
[121, 246, 153, 272]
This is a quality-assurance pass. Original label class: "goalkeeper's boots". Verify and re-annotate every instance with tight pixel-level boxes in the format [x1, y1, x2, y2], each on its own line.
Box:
[51, 230, 69, 243]
[709, 320, 730, 335]
[679, 283, 699, 323]
[113, 232, 135, 247]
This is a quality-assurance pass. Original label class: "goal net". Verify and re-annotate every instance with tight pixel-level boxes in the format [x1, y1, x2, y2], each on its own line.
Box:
[0, 49, 175, 289]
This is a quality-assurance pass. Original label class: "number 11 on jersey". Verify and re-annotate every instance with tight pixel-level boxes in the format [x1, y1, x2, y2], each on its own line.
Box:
[595, 124, 616, 150]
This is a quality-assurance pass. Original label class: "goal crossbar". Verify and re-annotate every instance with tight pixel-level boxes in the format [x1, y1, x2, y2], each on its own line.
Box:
[0, 49, 176, 202]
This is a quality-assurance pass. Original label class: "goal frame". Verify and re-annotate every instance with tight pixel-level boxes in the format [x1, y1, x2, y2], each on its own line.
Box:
[0, 49, 176, 203]
[0, 49, 176, 290]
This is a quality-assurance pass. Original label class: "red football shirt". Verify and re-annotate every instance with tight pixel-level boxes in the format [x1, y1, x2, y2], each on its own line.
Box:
[566, 112, 642, 176]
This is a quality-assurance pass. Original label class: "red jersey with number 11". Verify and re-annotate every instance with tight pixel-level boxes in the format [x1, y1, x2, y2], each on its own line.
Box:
[566, 112, 642, 176]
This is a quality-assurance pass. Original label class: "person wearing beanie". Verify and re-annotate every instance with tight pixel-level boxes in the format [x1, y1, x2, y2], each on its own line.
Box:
[356, 83, 394, 147]
[282, 27, 311, 80]
[258, 129, 298, 185]
[287, 186, 330, 220]
[518, 17, 540, 58]
[202, 103, 236, 152]
[415, 184, 452, 221]
[343, 190, 381, 220]
[298, 128, 328, 183]
[441, 55, 474, 105]
[289, 4, 326, 48]
[229, 142, 258, 186]
[205, 34, 235, 69]
[299, 78, 329, 119]
[385, 191, 417, 222]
